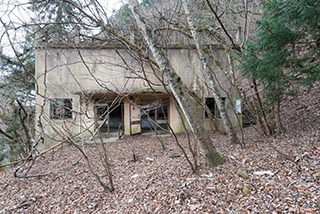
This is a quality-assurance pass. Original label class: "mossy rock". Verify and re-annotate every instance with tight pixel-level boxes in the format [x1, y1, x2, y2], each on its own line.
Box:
[237, 170, 249, 179]
[242, 186, 251, 195]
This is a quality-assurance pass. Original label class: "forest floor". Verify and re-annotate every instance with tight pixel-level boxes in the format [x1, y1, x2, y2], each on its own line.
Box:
[0, 127, 319, 214]
[1, 86, 320, 214]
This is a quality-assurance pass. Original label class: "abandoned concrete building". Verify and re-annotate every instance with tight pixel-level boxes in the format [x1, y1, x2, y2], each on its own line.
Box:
[34, 29, 242, 149]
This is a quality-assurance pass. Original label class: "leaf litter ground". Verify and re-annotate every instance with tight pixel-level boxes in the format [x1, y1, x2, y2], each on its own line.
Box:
[0, 127, 319, 213]
[1, 85, 320, 213]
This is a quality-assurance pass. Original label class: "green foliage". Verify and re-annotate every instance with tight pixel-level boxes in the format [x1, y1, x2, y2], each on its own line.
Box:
[111, 4, 133, 28]
[0, 45, 35, 102]
[241, 0, 320, 103]
[29, 0, 76, 22]
[29, 0, 83, 41]
[0, 110, 33, 165]
[111, 0, 158, 28]
[0, 33, 35, 165]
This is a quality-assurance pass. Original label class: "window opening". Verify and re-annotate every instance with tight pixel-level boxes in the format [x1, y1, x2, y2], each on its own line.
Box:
[205, 97, 226, 118]
[50, 98, 72, 119]
[140, 99, 169, 133]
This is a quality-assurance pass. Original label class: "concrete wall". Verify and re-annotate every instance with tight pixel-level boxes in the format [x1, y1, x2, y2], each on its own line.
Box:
[35, 46, 241, 149]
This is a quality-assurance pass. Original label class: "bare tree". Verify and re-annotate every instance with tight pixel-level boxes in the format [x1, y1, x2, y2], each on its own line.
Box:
[128, 0, 225, 167]
[181, 0, 241, 145]
[0, 0, 264, 187]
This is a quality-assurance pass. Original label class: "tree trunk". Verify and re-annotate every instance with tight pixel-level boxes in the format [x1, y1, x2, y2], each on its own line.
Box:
[129, 0, 224, 167]
[252, 79, 272, 135]
[277, 99, 284, 133]
[56, 0, 63, 35]
[182, 0, 240, 145]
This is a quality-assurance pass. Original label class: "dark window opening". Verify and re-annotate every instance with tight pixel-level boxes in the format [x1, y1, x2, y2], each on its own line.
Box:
[50, 98, 72, 119]
[95, 101, 123, 133]
[205, 97, 226, 118]
[141, 100, 169, 133]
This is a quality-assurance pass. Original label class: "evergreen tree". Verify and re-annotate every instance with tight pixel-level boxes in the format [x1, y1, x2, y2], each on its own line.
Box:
[29, 0, 84, 42]
[0, 45, 34, 101]
[0, 34, 35, 163]
[241, 0, 320, 103]
[110, 0, 157, 29]
[111, 4, 133, 28]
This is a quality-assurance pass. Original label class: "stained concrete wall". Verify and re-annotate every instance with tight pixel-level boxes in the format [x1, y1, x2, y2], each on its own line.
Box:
[35, 45, 241, 149]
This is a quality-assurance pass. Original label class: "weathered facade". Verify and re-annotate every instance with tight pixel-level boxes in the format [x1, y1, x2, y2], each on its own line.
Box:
[34, 39, 241, 149]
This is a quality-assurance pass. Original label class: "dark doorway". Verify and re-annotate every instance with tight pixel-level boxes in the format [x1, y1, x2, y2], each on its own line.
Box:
[95, 100, 123, 134]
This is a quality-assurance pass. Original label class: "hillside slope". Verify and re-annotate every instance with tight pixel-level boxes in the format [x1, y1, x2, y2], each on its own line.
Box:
[0, 85, 319, 213]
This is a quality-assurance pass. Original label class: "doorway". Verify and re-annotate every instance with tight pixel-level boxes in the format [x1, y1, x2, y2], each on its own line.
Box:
[95, 100, 123, 134]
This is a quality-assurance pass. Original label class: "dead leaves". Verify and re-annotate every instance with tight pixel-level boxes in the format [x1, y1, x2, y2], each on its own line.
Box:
[0, 130, 319, 213]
